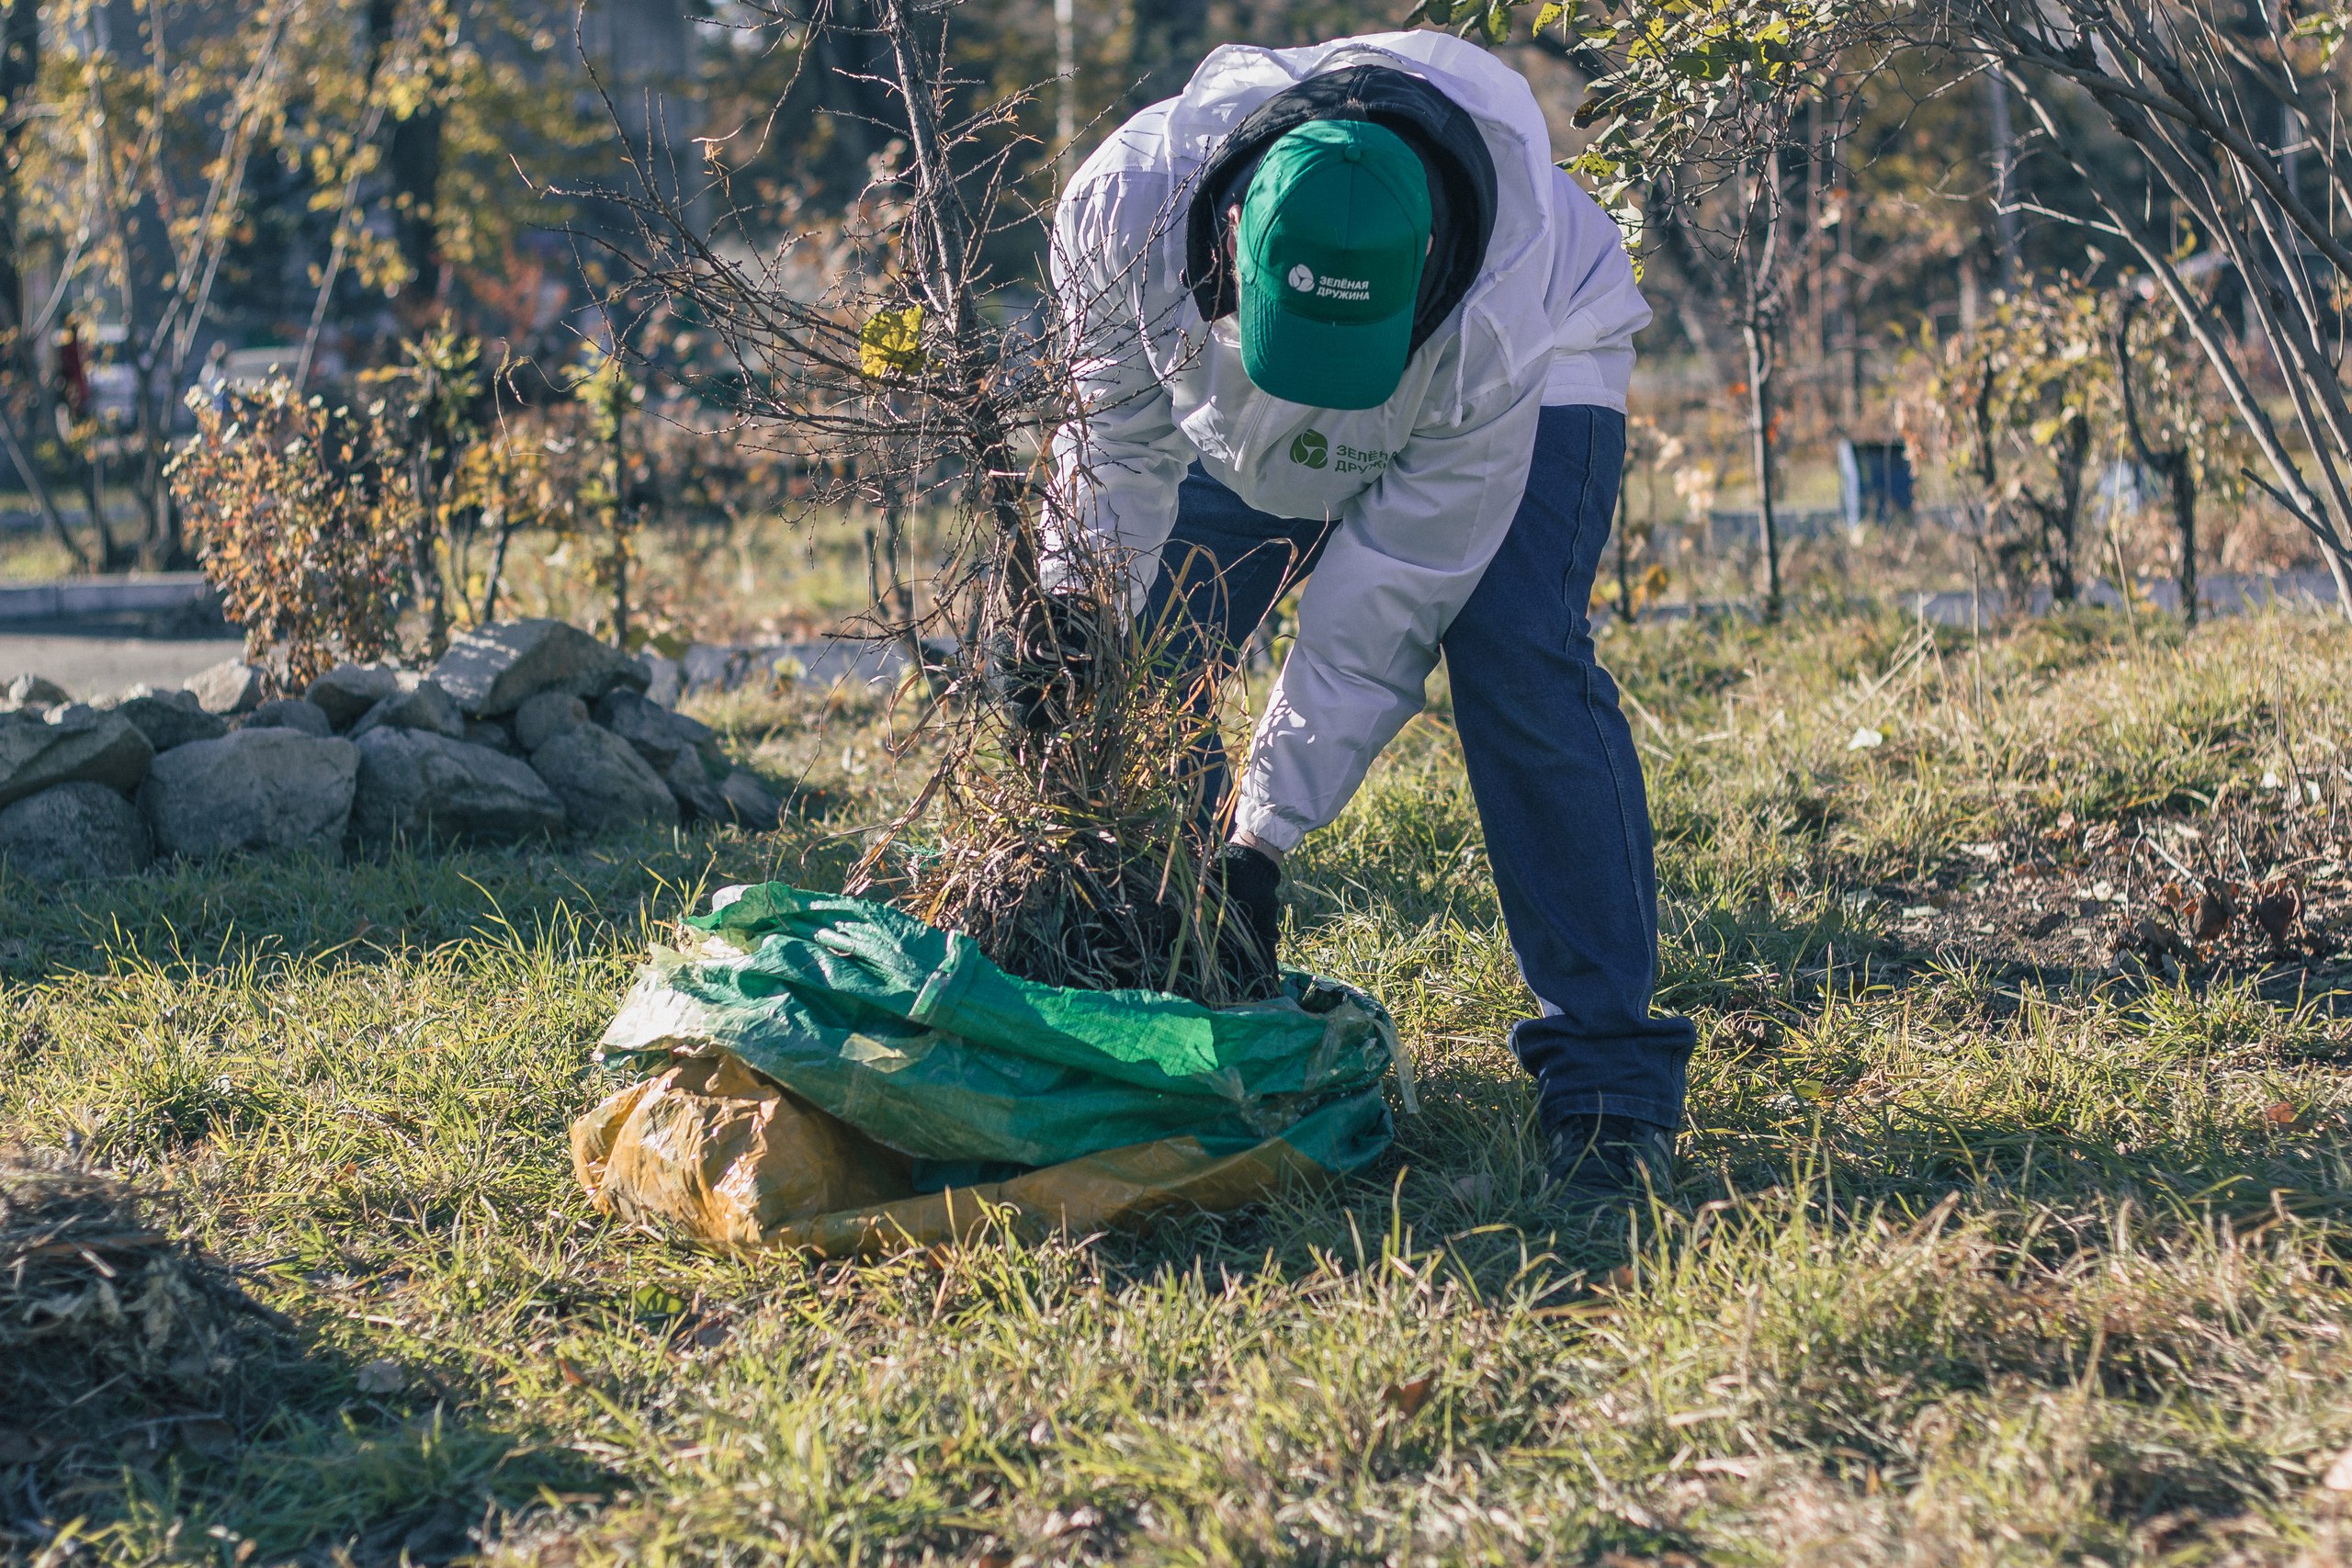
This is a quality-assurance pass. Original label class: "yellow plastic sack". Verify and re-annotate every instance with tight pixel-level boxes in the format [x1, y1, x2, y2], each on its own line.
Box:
[570, 1053, 910, 1248]
[571, 1050, 1340, 1256]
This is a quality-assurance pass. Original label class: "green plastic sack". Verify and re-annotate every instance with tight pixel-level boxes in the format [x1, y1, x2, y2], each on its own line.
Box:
[583, 882, 1412, 1247]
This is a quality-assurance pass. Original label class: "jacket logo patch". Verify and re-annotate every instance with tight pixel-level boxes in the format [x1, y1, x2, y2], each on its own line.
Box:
[1287, 264, 1317, 292]
[1289, 429, 1329, 468]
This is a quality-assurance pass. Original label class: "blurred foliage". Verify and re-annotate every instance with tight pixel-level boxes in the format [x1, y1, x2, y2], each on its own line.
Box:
[169, 379, 413, 690]
[1900, 276, 2248, 605]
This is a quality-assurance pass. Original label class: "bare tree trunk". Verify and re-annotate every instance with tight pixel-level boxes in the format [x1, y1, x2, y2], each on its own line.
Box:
[1743, 317, 1782, 622]
[387, 102, 445, 319]
[0, 398, 92, 572]
[481, 507, 516, 624]
[131, 361, 176, 567]
[2166, 454, 2197, 627]
[605, 366, 630, 649]
[2111, 294, 2198, 627]
[82, 440, 123, 570]
[0, 0, 37, 386]
[1984, 68, 2021, 290]
[2042, 412, 2086, 604]
[879, 0, 1041, 614]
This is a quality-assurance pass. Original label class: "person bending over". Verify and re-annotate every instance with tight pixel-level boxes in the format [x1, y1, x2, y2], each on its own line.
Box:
[1018, 29, 1694, 1209]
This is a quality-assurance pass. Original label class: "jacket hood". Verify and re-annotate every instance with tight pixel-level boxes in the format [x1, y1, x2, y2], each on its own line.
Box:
[1152, 31, 1561, 389]
[1182, 65, 1498, 361]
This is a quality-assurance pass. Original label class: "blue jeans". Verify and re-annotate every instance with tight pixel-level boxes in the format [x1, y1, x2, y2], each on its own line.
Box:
[1148, 404, 1695, 1132]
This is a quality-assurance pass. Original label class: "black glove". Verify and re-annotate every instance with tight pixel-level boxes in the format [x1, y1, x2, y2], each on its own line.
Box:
[989, 593, 1097, 734]
[1215, 840, 1283, 978]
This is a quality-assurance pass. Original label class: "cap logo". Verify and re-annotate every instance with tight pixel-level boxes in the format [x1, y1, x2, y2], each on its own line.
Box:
[1286, 264, 1316, 293]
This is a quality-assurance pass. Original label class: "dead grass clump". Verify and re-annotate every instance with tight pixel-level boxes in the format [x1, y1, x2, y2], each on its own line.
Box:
[0, 1150, 290, 1462]
[880, 596, 1279, 1007]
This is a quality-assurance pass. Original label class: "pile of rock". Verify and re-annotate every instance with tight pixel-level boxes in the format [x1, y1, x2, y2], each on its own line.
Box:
[0, 619, 782, 882]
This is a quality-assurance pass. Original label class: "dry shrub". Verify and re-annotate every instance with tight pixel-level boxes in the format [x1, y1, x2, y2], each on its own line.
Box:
[0, 1151, 291, 1468]
[169, 380, 413, 692]
[603, 0, 1273, 1005]
[884, 593, 1275, 1006]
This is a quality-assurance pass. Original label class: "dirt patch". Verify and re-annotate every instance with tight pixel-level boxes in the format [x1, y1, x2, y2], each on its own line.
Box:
[0, 1151, 298, 1514]
[1862, 801, 2352, 1007]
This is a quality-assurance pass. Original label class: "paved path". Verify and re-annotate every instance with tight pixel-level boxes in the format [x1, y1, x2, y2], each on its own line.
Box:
[0, 632, 244, 699]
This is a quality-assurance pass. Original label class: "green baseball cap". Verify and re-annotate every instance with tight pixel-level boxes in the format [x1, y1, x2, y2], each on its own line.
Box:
[1237, 119, 1431, 410]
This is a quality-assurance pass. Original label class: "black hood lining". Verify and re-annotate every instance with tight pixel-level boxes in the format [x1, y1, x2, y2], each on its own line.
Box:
[1182, 64, 1500, 361]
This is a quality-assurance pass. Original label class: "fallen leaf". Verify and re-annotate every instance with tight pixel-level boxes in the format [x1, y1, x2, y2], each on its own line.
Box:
[2193, 883, 2237, 943]
[2325, 1446, 2352, 1491]
[2267, 1102, 2302, 1130]
[1694, 1456, 1761, 1478]
[2130, 916, 2192, 962]
[556, 1357, 586, 1387]
[974, 1555, 1013, 1568]
[355, 1358, 406, 1394]
[1382, 1374, 1435, 1419]
[1847, 727, 1883, 751]
[2254, 882, 2304, 948]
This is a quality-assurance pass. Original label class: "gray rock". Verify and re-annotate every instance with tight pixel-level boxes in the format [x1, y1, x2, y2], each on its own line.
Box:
[668, 710, 727, 772]
[662, 749, 729, 823]
[0, 782, 152, 880]
[594, 689, 690, 768]
[3, 673, 71, 714]
[527, 722, 677, 835]
[512, 692, 587, 753]
[91, 689, 229, 753]
[0, 707, 153, 808]
[244, 698, 334, 738]
[636, 650, 684, 709]
[719, 769, 782, 830]
[681, 642, 748, 695]
[139, 729, 356, 859]
[430, 619, 649, 718]
[349, 678, 464, 741]
[185, 660, 266, 716]
[463, 720, 516, 755]
[351, 728, 566, 847]
[304, 662, 402, 728]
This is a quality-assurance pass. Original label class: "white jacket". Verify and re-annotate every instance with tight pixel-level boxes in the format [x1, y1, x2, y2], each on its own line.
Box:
[1047, 30, 1650, 852]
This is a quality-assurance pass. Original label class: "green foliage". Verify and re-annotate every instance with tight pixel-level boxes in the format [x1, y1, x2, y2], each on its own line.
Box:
[1543, 0, 1854, 205]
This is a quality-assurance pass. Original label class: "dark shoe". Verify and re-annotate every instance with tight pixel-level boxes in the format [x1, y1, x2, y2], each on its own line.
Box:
[1544, 1114, 1676, 1206]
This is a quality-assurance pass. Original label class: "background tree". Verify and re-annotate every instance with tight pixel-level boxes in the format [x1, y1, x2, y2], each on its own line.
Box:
[1540, 0, 1878, 620]
[1930, 0, 2352, 618]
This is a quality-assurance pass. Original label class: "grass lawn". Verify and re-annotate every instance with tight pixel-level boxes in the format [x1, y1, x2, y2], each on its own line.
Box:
[5, 606, 2351, 1565]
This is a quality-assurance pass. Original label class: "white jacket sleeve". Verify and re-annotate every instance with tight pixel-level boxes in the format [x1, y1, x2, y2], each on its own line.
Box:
[1045, 170, 1196, 609]
[1542, 167, 1652, 410]
[1233, 356, 1546, 851]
